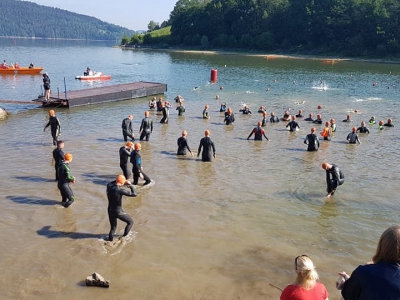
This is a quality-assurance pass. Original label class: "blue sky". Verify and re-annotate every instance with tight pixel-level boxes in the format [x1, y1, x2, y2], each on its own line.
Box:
[26, 0, 178, 30]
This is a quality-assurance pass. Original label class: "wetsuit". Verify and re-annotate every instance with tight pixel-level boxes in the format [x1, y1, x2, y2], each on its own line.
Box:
[121, 117, 134, 142]
[384, 123, 394, 127]
[139, 117, 153, 141]
[119, 146, 132, 180]
[347, 132, 360, 144]
[198, 137, 216, 162]
[149, 100, 156, 109]
[224, 114, 235, 125]
[304, 133, 320, 151]
[270, 116, 279, 123]
[156, 101, 163, 112]
[106, 180, 137, 241]
[220, 104, 226, 112]
[57, 162, 75, 207]
[247, 126, 269, 141]
[313, 118, 322, 125]
[304, 117, 314, 121]
[44, 116, 61, 146]
[177, 136, 192, 155]
[176, 106, 185, 116]
[357, 126, 370, 133]
[325, 164, 344, 194]
[240, 108, 252, 114]
[342, 119, 351, 123]
[203, 108, 209, 119]
[261, 116, 267, 127]
[130, 150, 151, 185]
[286, 121, 300, 132]
[296, 113, 303, 118]
[52, 147, 64, 180]
[160, 106, 169, 124]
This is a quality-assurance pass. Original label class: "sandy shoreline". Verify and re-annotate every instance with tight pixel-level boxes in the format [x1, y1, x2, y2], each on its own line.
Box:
[120, 45, 400, 65]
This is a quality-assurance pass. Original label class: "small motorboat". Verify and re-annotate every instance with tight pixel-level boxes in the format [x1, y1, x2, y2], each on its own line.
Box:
[75, 71, 111, 80]
[0, 66, 44, 74]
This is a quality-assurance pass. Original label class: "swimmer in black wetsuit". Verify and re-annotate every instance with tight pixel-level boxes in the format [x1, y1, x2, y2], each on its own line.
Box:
[286, 116, 300, 132]
[304, 113, 314, 122]
[106, 175, 137, 241]
[322, 162, 345, 197]
[160, 102, 169, 124]
[261, 111, 268, 126]
[343, 114, 351, 122]
[121, 115, 134, 142]
[224, 107, 235, 125]
[156, 98, 163, 112]
[139, 111, 153, 141]
[197, 130, 216, 162]
[176, 102, 186, 116]
[304, 128, 319, 151]
[247, 121, 269, 141]
[240, 105, 252, 114]
[384, 118, 394, 127]
[313, 114, 322, 124]
[52, 140, 65, 181]
[177, 130, 193, 156]
[203, 105, 210, 119]
[130, 143, 151, 185]
[296, 109, 303, 118]
[44, 109, 61, 146]
[57, 153, 75, 208]
[119, 142, 133, 180]
[282, 110, 291, 121]
[270, 112, 279, 123]
[357, 121, 370, 133]
[347, 127, 361, 144]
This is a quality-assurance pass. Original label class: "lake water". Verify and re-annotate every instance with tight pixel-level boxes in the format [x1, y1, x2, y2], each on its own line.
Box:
[0, 37, 399, 300]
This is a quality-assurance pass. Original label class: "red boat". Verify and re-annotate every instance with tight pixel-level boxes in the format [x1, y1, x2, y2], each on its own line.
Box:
[75, 72, 111, 80]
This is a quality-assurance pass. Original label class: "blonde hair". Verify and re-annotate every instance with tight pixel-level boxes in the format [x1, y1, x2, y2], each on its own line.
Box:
[294, 256, 319, 290]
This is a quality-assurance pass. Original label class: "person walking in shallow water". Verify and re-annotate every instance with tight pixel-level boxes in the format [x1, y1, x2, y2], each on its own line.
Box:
[304, 128, 319, 151]
[139, 111, 153, 141]
[44, 109, 61, 146]
[106, 175, 137, 241]
[177, 130, 193, 156]
[130, 143, 151, 185]
[198, 130, 216, 162]
[322, 162, 344, 197]
[247, 121, 269, 140]
[52, 140, 65, 181]
[119, 141, 133, 180]
[121, 115, 134, 142]
[57, 153, 75, 208]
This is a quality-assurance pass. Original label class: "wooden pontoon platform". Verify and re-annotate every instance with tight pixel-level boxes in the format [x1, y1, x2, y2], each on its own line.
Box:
[33, 81, 167, 108]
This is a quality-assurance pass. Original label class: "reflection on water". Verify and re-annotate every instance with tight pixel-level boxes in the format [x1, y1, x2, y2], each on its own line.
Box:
[0, 38, 400, 299]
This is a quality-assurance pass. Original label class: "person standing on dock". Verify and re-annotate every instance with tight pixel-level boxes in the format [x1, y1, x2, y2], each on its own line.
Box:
[130, 143, 152, 185]
[121, 115, 134, 142]
[57, 153, 76, 207]
[44, 109, 61, 146]
[42, 72, 51, 101]
[139, 111, 153, 141]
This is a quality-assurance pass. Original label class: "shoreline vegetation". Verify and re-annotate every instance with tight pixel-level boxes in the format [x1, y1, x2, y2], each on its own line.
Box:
[119, 45, 400, 65]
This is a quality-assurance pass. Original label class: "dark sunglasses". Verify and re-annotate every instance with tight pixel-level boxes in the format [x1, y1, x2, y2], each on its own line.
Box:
[294, 254, 309, 270]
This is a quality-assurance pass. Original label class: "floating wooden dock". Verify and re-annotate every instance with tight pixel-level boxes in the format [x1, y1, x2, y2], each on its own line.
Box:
[32, 81, 167, 108]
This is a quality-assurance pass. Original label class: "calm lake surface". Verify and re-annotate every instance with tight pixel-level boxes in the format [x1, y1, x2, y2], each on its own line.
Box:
[0, 37, 399, 300]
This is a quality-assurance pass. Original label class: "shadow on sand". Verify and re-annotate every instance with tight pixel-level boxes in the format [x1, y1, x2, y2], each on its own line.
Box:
[6, 195, 59, 206]
[37, 225, 105, 240]
[14, 176, 55, 183]
[81, 173, 115, 185]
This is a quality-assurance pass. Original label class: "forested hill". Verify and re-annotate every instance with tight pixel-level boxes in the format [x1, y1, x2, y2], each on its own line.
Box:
[167, 0, 400, 57]
[0, 0, 135, 40]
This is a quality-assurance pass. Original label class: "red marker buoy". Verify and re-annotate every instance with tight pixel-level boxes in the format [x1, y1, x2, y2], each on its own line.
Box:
[210, 69, 218, 83]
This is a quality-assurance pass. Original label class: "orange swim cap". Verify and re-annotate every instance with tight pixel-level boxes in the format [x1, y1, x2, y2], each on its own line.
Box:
[318, 105, 322, 109]
[64, 153, 73, 161]
[116, 175, 126, 185]
[322, 162, 328, 169]
[126, 141, 133, 147]
[311, 127, 316, 133]
[205, 130, 210, 136]
[144, 111, 149, 117]
[134, 143, 141, 150]
[257, 121, 262, 126]
[182, 130, 187, 136]
[49, 109, 55, 117]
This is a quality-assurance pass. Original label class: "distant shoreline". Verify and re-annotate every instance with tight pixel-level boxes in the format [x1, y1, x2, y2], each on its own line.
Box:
[119, 45, 400, 65]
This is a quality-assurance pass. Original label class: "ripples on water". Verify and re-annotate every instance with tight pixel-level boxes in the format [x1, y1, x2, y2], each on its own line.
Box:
[0, 38, 399, 299]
